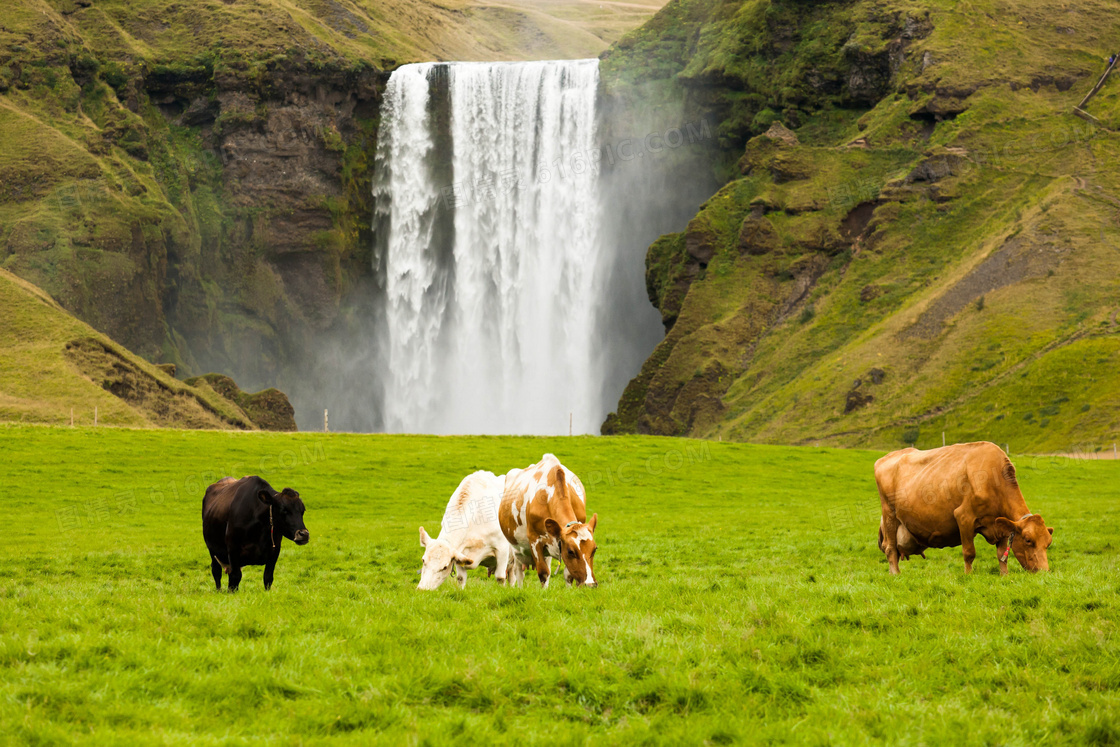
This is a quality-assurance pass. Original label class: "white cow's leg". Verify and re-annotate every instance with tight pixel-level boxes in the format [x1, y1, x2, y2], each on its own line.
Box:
[508, 555, 526, 587]
[495, 544, 511, 586]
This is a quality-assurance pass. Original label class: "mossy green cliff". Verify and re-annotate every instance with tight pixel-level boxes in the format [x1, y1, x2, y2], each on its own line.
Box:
[602, 0, 1120, 453]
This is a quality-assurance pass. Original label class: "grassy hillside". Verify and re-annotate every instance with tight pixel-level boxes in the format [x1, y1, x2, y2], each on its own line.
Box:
[0, 267, 290, 429]
[3, 426, 1118, 742]
[602, 0, 1120, 453]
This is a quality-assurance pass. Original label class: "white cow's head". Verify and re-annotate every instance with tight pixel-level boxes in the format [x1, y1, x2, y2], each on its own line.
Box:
[417, 527, 466, 590]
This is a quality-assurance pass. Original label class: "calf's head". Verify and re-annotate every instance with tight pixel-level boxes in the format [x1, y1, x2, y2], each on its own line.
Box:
[545, 514, 598, 587]
[260, 488, 309, 545]
[417, 527, 467, 590]
[995, 514, 1053, 572]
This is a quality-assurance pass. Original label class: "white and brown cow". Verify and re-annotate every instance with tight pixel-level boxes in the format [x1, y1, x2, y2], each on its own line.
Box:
[418, 470, 512, 590]
[499, 454, 598, 588]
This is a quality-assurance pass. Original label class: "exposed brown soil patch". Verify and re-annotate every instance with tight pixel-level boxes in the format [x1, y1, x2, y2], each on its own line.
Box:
[185, 373, 297, 431]
[901, 237, 1064, 340]
[65, 338, 249, 429]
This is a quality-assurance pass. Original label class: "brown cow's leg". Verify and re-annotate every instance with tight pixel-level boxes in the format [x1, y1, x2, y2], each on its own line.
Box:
[954, 506, 977, 573]
[533, 547, 551, 588]
[880, 512, 902, 575]
[877, 485, 902, 574]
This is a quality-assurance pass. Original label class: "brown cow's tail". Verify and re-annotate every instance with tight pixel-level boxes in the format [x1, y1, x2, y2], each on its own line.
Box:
[550, 464, 579, 516]
[550, 465, 567, 498]
[878, 525, 885, 553]
[1003, 457, 1018, 487]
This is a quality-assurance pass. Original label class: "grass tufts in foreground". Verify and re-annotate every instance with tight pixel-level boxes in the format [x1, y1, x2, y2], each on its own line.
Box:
[2, 426, 1119, 743]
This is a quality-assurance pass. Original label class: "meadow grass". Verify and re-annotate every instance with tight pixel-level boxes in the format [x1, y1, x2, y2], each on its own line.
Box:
[2, 425, 1119, 744]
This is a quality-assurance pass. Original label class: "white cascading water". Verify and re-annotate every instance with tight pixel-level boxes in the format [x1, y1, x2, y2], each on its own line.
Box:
[373, 60, 605, 435]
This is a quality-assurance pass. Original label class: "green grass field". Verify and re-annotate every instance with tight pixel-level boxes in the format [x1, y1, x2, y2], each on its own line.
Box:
[3, 425, 1118, 744]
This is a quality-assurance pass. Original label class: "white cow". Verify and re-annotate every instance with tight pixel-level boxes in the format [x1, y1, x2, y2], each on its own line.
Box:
[418, 470, 513, 590]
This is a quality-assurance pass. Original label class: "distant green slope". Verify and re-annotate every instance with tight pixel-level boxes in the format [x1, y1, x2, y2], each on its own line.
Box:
[0, 267, 290, 429]
[602, 0, 1120, 453]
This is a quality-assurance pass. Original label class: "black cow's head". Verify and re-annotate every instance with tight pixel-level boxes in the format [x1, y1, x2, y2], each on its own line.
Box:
[259, 488, 310, 545]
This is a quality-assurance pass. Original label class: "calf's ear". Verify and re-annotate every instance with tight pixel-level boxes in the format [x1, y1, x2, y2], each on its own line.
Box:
[257, 490, 275, 505]
[587, 513, 598, 534]
[1047, 527, 1054, 536]
[419, 527, 431, 547]
[544, 518, 562, 540]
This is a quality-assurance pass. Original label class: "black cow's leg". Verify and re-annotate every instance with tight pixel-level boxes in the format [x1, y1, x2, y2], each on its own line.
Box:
[227, 549, 243, 592]
[263, 560, 276, 590]
[210, 556, 223, 590]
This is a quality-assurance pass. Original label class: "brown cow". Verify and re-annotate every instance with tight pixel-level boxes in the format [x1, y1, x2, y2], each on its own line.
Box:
[498, 454, 597, 588]
[875, 442, 1053, 575]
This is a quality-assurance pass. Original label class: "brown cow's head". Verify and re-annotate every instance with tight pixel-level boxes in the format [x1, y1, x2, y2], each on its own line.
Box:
[545, 514, 598, 588]
[995, 514, 1053, 572]
[259, 488, 309, 545]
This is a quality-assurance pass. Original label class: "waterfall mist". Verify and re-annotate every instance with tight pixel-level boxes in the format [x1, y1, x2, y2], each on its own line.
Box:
[284, 59, 719, 434]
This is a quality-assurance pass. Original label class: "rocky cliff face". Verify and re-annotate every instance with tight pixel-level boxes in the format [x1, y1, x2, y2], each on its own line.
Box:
[146, 59, 386, 393]
[0, 2, 399, 430]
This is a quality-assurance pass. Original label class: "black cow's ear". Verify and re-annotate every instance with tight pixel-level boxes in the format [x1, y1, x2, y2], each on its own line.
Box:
[257, 490, 275, 505]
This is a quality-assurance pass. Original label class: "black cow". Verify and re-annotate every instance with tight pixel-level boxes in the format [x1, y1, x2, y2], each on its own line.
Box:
[202, 476, 309, 591]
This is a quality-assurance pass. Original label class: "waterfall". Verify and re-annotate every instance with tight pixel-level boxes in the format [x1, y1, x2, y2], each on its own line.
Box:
[373, 60, 607, 435]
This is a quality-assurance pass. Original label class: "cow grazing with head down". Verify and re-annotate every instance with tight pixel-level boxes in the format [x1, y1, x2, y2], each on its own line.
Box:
[875, 441, 1053, 575]
[202, 476, 309, 591]
[499, 454, 597, 588]
[418, 470, 512, 590]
